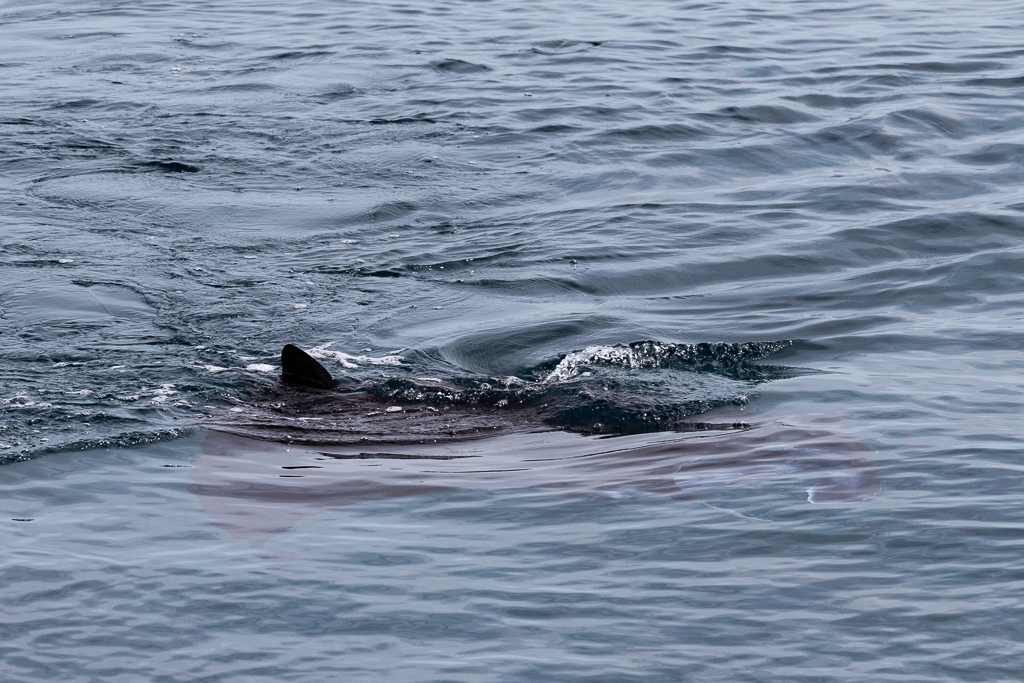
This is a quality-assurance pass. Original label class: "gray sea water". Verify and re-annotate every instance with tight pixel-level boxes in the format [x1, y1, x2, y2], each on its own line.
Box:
[3, 0, 1024, 680]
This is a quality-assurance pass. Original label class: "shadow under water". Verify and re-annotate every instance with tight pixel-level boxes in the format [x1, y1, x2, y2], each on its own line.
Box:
[194, 423, 880, 549]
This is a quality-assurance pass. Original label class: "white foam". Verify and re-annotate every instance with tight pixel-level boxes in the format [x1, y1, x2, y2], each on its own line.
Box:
[246, 364, 275, 372]
[544, 345, 634, 382]
[308, 342, 404, 369]
[149, 384, 178, 404]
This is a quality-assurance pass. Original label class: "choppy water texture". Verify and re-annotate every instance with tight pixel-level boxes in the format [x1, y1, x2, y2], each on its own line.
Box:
[3, 0, 1024, 680]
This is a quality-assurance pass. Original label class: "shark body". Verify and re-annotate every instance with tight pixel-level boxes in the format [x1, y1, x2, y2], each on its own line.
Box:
[189, 345, 881, 549]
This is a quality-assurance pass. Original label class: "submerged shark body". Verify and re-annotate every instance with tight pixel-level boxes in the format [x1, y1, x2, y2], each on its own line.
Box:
[190, 344, 881, 549]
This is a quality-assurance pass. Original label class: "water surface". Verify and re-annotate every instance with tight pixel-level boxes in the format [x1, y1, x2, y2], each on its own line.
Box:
[2, 0, 1024, 680]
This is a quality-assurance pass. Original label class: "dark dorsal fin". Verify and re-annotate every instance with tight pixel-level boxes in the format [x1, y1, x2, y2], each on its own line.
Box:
[281, 344, 335, 389]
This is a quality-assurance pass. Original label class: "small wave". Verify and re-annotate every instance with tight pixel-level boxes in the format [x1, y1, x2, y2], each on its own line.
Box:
[141, 160, 200, 173]
[595, 123, 707, 142]
[543, 341, 796, 383]
[269, 50, 335, 61]
[952, 143, 1024, 166]
[314, 84, 359, 102]
[432, 59, 490, 74]
[531, 40, 601, 56]
[699, 105, 818, 125]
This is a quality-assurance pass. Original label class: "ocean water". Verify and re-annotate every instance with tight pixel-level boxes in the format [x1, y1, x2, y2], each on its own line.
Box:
[3, 0, 1024, 679]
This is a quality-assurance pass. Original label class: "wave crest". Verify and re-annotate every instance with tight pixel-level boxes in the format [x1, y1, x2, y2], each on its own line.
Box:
[543, 340, 796, 382]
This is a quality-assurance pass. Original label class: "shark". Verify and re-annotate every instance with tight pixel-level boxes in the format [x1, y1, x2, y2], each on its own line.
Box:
[189, 344, 881, 549]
